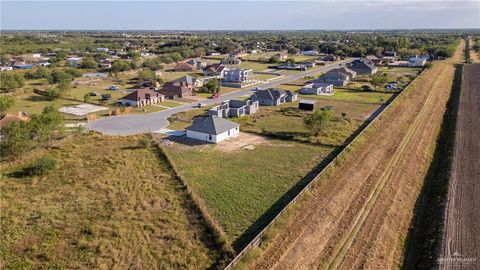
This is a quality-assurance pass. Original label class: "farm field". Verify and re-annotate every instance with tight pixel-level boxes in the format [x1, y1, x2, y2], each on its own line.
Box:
[247, 60, 457, 270]
[440, 64, 480, 270]
[0, 135, 222, 269]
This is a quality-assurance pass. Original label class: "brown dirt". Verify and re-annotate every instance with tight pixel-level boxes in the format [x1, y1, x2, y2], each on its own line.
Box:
[214, 132, 273, 152]
[248, 61, 456, 270]
[439, 64, 480, 270]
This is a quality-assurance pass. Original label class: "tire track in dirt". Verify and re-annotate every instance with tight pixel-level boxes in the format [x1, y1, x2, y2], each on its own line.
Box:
[439, 64, 480, 270]
[250, 62, 445, 270]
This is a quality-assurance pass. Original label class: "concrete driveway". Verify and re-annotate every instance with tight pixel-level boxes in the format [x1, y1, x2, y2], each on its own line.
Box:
[89, 60, 351, 135]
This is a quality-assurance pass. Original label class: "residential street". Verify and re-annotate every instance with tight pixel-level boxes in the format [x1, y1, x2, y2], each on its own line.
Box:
[89, 60, 351, 135]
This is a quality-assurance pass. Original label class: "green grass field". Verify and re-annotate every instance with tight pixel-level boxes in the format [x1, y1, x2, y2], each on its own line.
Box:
[163, 138, 333, 248]
[0, 134, 222, 269]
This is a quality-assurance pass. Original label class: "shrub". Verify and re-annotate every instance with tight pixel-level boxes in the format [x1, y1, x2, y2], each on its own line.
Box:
[23, 156, 57, 176]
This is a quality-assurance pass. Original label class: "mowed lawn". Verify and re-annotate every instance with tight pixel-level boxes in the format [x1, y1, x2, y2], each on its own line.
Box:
[163, 139, 333, 247]
[0, 135, 221, 269]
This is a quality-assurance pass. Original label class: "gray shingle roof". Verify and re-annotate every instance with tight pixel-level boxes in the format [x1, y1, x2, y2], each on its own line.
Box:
[172, 75, 199, 85]
[186, 116, 239, 135]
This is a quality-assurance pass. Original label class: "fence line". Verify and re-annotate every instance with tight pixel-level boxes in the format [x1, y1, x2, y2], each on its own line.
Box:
[223, 67, 427, 270]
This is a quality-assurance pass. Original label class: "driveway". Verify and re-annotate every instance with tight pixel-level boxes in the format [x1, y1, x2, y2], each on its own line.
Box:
[89, 60, 351, 135]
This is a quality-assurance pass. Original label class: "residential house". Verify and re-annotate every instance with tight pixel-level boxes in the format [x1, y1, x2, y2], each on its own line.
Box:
[208, 99, 259, 118]
[274, 52, 288, 60]
[321, 54, 337, 61]
[172, 75, 204, 88]
[67, 57, 83, 67]
[99, 58, 112, 69]
[299, 100, 318, 111]
[365, 55, 384, 65]
[301, 50, 319, 56]
[347, 59, 378, 75]
[300, 83, 334, 95]
[277, 62, 307, 70]
[223, 68, 253, 83]
[96, 47, 109, 52]
[299, 61, 316, 68]
[408, 56, 427, 67]
[186, 116, 240, 143]
[203, 63, 227, 78]
[159, 81, 196, 98]
[179, 58, 207, 71]
[384, 51, 397, 57]
[312, 67, 356, 86]
[13, 64, 33, 69]
[118, 88, 164, 107]
[0, 112, 29, 129]
[221, 54, 242, 65]
[252, 88, 298, 106]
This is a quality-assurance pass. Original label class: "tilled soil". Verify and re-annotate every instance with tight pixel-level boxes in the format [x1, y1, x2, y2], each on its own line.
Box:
[249, 62, 456, 270]
[439, 64, 480, 270]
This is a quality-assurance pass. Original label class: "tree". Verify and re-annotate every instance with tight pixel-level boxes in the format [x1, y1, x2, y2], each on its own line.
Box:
[371, 73, 388, 90]
[201, 79, 220, 94]
[285, 58, 296, 64]
[83, 93, 92, 103]
[304, 108, 332, 136]
[0, 96, 15, 116]
[48, 70, 73, 85]
[287, 47, 300, 54]
[143, 58, 162, 71]
[45, 88, 62, 100]
[0, 73, 25, 92]
[111, 60, 132, 73]
[269, 55, 280, 63]
[137, 69, 157, 86]
[81, 58, 98, 69]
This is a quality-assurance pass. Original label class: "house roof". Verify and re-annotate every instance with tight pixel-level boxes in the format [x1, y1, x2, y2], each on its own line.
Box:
[172, 75, 200, 85]
[366, 55, 380, 61]
[120, 88, 163, 101]
[0, 114, 29, 128]
[254, 88, 297, 100]
[320, 69, 350, 80]
[299, 100, 317, 105]
[349, 59, 376, 70]
[186, 116, 239, 135]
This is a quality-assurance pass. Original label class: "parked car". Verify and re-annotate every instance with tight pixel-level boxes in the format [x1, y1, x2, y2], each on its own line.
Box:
[89, 91, 99, 96]
[210, 93, 219, 99]
[108, 85, 119, 90]
[197, 103, 206, 108]
[101, 93, 112, 100]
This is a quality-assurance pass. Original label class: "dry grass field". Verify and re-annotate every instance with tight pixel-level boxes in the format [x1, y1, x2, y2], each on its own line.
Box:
[245, 59, 457, 269]
[0, 135, 222, 269]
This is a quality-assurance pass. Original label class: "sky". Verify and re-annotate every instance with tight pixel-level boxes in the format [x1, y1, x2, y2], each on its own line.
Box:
[1, 0, 479, 30]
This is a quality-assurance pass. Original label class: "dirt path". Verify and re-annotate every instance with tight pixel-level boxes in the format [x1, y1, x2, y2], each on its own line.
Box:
[249, 61, 456, 270]
[439, 64, 480, 270]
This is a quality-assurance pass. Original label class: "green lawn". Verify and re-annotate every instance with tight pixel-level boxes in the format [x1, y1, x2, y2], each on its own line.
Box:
[163, 138, 333, 249]
[8, 93, 82, 115]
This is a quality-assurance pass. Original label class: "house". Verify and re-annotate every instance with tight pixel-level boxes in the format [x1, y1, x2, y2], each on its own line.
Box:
[172, 75, 204, 88]
[299, 61, 316, 68]
[223, 68, 253, 83]
[203, 63, 227, 78]
[96, 47, 109, 52]
[252, 88, 298, 106]
[277, 62, 307, 70]
[159, 81, 196, 98]
[207, 52, 221, 56]
[274, 52, 288, 60]
[300, 83, 334, 95]
[299, 100, 318, 111]
[13, 64, 33, 69]
[321, 54, 337, 61]
[408, 56, 427, 67]
[174, 62, 196, 72]
[99, 58, 112, 69]
[118, 88, 164, 107]
[0, 66, 13, 71]
[208, 99, 259, 118]
[221, 54, 242, 65]
[312, 67, 356, 87]
[186, 116, 240, 143]
[365, 55, 384, 65]
[347, 59, 378, 75]
[0, 112, 29, 129]
[301, 50, 319, 56]
[67, 57, 83, 67]
[384, 51, 397, 57]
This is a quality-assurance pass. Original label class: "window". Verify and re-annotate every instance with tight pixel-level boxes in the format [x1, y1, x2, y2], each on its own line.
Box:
[208, 135, 212, 140]
[228, 130, 230, 135]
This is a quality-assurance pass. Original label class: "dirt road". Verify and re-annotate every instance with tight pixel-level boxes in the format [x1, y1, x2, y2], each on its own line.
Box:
[439, 64, 480, 270]
[249, 62, 456, 270]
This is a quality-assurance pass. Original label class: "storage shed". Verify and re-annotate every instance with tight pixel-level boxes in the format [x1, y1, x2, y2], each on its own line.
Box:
[299, 100, 317, 111]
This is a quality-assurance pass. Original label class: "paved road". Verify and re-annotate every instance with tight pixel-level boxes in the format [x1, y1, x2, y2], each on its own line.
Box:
[89, 60, 352, 135]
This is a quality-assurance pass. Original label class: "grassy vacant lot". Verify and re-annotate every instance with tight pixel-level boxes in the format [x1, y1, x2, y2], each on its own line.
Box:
[163, 137, 333, 248]
[0, 135, 221, 269]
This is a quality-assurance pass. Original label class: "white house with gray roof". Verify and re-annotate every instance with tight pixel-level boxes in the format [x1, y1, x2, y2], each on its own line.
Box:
[300, 83, 334, 95]
[252, 88, 298, 106]
[186, 116, 240, 143]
